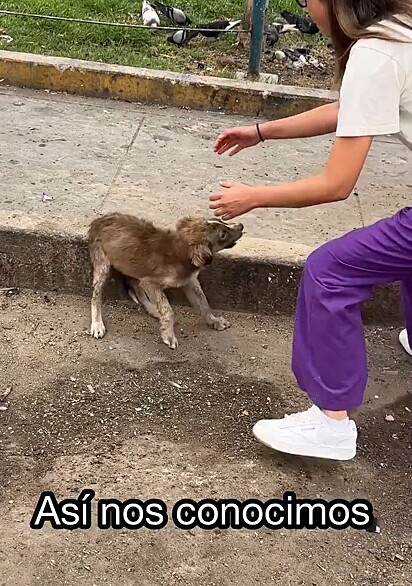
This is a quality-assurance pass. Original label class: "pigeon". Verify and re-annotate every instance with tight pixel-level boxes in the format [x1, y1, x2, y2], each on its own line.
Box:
[142, 0, 160, 26]
[285, 48, 307, 68]
[265, 22, 297, 46]
[196, 19, 242, 39]
[275, 48, 307, 69]
[280, 10, 319, 35]
[269, 22, 298, 34]
[167, 29, 199, 45]
[152, 0, 191, 25]
[265, 25, 279, 46]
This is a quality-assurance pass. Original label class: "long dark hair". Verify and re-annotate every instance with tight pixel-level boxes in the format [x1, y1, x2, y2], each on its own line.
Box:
[327, 0, 412, 86]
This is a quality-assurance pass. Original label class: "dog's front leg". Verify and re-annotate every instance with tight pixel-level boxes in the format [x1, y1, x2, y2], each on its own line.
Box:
[140, 282, 178, 349]
[183, 276, 230, 331]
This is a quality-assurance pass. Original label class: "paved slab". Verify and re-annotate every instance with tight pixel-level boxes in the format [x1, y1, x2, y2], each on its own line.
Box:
[1, 85, 411, 247]
[0, 291, 411, 585]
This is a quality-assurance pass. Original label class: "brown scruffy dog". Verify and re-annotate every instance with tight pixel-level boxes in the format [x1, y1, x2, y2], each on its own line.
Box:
[88, 213, 244, 349]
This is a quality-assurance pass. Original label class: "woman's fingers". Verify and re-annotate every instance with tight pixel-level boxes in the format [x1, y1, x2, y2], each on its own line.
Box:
[214, 131, 231, 151]
[227, 144, 243, 156]
[215, 130, 245, 156]
[215, 140, 240, 155]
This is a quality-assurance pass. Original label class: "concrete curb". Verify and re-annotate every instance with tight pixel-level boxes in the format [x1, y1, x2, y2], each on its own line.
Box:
[0, 51, 337, 117]
[0, 213, 402, 325]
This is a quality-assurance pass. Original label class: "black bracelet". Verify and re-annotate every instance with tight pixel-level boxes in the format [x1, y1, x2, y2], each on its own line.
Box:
[256, 123, 265, 142]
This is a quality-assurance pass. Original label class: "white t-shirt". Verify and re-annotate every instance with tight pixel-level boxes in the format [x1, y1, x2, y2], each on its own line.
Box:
[336, 16, 412, 150]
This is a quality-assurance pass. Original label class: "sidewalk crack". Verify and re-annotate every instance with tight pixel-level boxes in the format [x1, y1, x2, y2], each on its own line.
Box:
[100, 116, 145, 212]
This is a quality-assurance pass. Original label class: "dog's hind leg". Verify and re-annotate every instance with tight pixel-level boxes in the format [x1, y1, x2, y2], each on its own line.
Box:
[139, 282, 178, 349]
[126, 278, 161, 319]
[183, 275, 230, 331]
[90, 243, 111, 339]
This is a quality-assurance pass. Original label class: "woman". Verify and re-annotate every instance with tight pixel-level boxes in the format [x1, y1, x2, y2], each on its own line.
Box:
[209, 0, 412, 461]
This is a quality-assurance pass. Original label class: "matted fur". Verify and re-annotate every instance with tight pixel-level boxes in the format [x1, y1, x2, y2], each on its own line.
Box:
[88, 213, 244, 348]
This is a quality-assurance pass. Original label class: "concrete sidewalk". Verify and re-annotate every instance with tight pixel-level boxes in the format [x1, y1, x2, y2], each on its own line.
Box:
[1, 85, 411, 247]
[0, 84, 410, 324]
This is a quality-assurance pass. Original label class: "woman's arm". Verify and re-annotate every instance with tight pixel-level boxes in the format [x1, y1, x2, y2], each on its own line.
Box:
[209, 136, 372, 219]
[214, 102, 339, 156]
[259, 101, 339, 140]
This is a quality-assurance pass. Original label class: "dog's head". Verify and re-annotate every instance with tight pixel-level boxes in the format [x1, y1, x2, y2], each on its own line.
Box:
[176, 217, 244, 268]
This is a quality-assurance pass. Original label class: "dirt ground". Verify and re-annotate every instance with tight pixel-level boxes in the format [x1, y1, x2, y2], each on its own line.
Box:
[210, 44, 335, 89]
[0, 289, 411, 586]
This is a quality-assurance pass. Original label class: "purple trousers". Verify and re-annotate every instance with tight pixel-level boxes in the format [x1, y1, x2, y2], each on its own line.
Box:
[292, 206, 412, 411]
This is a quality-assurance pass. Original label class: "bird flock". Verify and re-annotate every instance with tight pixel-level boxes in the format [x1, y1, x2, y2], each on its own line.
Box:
[140, 0, 321, 64]
[141, 0, 242, 46]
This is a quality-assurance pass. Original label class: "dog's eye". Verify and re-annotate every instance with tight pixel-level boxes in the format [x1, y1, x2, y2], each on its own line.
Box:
[218, 228, 228, 241]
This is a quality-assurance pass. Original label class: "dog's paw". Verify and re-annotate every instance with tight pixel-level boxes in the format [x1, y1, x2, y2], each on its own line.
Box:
[90, 321, 106, 339]
[210, 316, 230, 331]
[161, 331, 179, 349]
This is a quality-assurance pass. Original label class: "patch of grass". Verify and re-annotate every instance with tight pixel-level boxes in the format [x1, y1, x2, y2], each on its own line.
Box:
[0, 0, 326, 78]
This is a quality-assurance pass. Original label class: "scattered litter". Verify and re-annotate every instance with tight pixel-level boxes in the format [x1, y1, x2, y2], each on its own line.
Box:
[87, 384, 95, 393]
[405, 406, 411, 413]
[385, 414, 395, 422]
[365, 516, 381, 533]
[41, 192, 53, 203]
[0, 287, 19, 294]
[395, 554, 404, 562]
[316, 563, 327, 572]
[169, 381, 182, 389]
[0, 35, 13, 44]
[54, 155, 68, 164]
[240, 410, 250, 417]
[13, 101, 24, 106]
[392, 434, 398, 440]
[0, 387, 12, 402]
[0, 405, 8, 412]
[70, 376, 77, 382]
[374, 395, 379, 399]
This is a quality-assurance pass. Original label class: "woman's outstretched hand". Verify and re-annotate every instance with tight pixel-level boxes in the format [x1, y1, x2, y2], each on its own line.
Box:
[209, 181, 257, 220]
[214, 125, 261, 156]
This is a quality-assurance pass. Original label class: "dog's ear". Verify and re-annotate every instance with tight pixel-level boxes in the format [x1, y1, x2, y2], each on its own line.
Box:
[191, 243, 213, 267]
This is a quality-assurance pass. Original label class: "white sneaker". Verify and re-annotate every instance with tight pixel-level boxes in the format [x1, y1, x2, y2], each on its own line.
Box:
[252, 405, 357, 461]
[399, 329, 412, 356]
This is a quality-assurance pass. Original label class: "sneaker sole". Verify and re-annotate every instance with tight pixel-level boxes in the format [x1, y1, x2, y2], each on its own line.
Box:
[252, 431, 356, 461]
